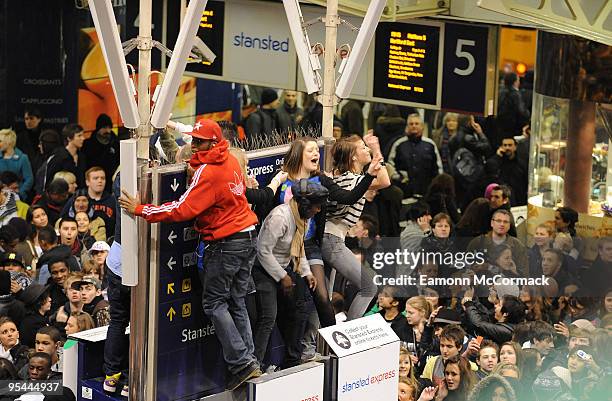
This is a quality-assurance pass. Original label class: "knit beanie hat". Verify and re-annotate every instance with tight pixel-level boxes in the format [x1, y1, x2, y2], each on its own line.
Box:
[261, 88, 279, 106]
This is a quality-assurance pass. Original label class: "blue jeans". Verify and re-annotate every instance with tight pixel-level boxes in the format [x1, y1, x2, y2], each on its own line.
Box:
[199, 235, 258, 374]
[104, 268, 131, 377]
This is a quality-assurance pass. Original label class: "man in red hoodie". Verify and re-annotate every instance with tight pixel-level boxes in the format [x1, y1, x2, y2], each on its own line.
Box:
[119, 119, 261, 389]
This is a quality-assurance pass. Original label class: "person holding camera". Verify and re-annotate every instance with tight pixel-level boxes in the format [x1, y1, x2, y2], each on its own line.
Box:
[486, 137, 528, 206]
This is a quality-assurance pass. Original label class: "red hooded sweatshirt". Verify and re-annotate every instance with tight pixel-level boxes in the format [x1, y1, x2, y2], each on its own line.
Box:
[135, 139, 258, 240]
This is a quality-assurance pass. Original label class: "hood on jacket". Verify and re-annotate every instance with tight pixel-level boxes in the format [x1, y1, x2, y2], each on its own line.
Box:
[468, 374, 517, 401]
[189, 139, 229, 169]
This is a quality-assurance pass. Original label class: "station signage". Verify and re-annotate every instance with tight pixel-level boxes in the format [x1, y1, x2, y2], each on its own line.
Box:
[320, 314, 400, 401]
[163, 2, 496, 113]
[166, 0, 225, 77]
[372, 21, 443, 108]
[247, 362, 324, 401]
[155, 167, 226, 401]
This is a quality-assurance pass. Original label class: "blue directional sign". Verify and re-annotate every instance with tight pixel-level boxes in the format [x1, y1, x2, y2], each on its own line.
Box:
[155, 168, 226, 401]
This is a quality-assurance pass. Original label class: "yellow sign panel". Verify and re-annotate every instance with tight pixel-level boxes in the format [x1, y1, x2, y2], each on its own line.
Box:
[182, 278, 192, 293]
[182, 303, 192, 318]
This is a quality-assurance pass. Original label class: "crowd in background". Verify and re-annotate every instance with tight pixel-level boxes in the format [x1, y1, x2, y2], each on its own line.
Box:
[0, 70, 609, 400]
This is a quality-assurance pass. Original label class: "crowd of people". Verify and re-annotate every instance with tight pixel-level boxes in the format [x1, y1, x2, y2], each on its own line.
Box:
[0, 71, 609, 400]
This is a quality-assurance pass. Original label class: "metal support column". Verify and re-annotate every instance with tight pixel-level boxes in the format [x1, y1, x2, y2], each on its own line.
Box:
[129, 0, 154, 399]
[321, 0, 339, 171]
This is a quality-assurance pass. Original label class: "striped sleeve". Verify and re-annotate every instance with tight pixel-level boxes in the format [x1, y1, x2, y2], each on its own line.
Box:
[135, 164, 215, 223]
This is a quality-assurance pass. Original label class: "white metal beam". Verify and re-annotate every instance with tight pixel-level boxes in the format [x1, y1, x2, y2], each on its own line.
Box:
[478, 0, 612, 46]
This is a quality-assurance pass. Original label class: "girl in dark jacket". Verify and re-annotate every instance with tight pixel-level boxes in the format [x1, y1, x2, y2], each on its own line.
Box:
[0, 317, 30, 372]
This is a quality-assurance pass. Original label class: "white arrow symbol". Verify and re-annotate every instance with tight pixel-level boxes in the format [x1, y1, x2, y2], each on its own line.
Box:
[170, 178, 179, 192]
[168, 231, 177, 244]
[167, 257, 176, 270]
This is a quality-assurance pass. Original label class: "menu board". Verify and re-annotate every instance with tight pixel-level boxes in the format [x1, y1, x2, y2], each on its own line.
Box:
[373, 22, 442, 107]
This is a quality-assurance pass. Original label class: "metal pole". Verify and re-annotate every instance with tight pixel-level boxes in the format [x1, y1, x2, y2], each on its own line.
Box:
[321, 0, 339, 171]
[137, 0, 153, 159]
[129, 0, 153, 399]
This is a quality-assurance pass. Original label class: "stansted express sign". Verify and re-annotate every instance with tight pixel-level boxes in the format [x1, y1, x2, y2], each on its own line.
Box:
[319, 314, 400, 401]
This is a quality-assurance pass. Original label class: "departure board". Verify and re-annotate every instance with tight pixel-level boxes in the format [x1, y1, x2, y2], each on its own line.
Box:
[373, 22, 441, 107]
[166, 0, 225, 77]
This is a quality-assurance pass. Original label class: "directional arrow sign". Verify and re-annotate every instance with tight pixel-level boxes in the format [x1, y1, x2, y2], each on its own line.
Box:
[167, 282, 175, 295]
[168, 230, 177, 244]
[167, 257, 176, 270]
[170, 178, 180, 192]
[167, 306, 176, 322]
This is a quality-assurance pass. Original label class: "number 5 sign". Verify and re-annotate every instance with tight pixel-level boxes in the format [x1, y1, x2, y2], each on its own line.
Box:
[441, 22, 497, 115]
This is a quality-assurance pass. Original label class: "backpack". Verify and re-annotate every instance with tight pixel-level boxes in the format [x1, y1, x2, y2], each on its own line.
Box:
[451, 147, 483, 184]
[34, 154, 55, 195]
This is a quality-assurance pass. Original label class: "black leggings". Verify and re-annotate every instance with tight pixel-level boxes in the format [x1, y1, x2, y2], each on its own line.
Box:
[309, 264, 336, 328]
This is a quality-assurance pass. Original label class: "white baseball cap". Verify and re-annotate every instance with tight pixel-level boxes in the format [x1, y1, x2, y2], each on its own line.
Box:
[89, 241, 111, 253]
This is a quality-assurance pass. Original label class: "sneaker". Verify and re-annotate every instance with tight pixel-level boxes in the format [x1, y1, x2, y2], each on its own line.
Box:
[121, 385, 129, 397]
[264, 365, 279, 375]
[103, 373, 121, 393]
[226, 364, 262, 391]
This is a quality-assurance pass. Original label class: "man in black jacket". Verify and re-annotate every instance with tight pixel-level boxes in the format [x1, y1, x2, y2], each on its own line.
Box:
[45, 124, 87, 189]
[82, 114, 119, 193]
[244, 88, 279, 137]
[16, 107, 44, 170]
[388, 114, 443, 198]
[497, 72, 530, 138]
[462, 292, 526, 344]
[486, 137, 528, 206]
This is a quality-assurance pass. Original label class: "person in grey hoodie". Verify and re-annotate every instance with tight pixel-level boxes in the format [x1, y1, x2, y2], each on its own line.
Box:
[252, 179, 327, 369]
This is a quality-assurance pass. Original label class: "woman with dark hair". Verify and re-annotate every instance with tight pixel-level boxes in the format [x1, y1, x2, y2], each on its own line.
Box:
[21, 205, 51, 277]
[490, 244, 520, 279]
[425, 174, 460, 224]
[321, 134, 389, 319]
[435, 356, 477, 401]
[554, 207, 579, 238]
[454, 198, 490, 251]
[499, 342, 524, 368]
[269, 136, 381, 327]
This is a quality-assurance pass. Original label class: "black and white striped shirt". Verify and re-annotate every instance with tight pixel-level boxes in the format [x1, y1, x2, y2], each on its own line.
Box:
[325, 172, 366, 239]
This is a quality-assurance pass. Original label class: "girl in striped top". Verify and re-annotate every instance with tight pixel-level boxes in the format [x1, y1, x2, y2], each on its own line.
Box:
[321, 133, 390, 319]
